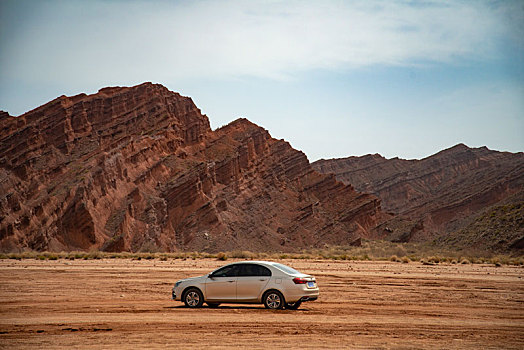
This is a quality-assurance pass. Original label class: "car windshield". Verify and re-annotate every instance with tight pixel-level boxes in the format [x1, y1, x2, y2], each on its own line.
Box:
[272, 263, 301, 275]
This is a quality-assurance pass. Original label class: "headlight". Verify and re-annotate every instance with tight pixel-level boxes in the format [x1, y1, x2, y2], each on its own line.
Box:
[175, 281, 182, 288]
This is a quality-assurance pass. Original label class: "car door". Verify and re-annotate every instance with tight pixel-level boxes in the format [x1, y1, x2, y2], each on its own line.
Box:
[205, 264, 239, 301]
[236, 264, 271, 302]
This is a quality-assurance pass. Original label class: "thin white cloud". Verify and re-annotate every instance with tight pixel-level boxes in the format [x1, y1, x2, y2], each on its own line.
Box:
[1, 0, 521, 84]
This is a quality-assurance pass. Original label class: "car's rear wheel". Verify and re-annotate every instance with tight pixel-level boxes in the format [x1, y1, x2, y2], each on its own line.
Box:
[207, 303, 220, 308]
[263, 290, 285, 309]
[285, 301, 302, 310]
[183, 288, 204, 308]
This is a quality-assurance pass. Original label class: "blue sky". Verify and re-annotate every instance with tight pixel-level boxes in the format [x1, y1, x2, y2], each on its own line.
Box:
[1, 0, 523, 161]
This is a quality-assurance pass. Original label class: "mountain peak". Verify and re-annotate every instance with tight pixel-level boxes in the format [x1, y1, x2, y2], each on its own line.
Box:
[0, 84, 386, 253]
[312, 144, 524, 252]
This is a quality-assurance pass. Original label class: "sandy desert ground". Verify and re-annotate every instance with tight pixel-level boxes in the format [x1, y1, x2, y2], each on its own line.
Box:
[0, 258, 523, 349]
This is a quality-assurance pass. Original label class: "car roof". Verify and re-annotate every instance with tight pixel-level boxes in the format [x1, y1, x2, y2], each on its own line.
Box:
[215, 261, 306, 276]
[226, 260, 276, 266]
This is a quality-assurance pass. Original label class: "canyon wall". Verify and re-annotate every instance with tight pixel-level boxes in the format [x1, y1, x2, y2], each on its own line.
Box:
[313, 145, 524, 251]
[0, 83, 386, 252]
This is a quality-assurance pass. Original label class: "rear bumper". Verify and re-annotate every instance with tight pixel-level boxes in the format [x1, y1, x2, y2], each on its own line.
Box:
[285, 288, 319, 303]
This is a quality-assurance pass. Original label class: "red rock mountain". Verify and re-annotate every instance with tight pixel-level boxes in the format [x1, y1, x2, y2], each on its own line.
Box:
[313, 146, 524, 251]
[0, 83, 387, 252]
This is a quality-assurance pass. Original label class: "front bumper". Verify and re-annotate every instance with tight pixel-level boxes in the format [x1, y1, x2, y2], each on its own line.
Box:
[172, 289, 177, 300]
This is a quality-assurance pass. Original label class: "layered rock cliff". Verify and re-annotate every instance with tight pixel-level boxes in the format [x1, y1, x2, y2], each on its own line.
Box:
[313, 145, 524, 251]
[0, 83, 386, 252]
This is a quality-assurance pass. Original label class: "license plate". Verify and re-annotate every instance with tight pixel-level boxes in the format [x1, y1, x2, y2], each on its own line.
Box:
[307, 281, 315, 288]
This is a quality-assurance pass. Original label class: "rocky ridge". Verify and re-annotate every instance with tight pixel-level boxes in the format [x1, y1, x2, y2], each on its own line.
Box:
[313, 145, 524, 251]
[0, 83, 386, 252]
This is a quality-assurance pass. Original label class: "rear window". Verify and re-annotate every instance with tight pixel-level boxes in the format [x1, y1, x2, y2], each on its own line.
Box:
[272, 263, 301, 275]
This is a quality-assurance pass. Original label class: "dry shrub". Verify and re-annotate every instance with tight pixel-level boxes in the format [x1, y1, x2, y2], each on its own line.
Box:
[216, 252, 228, 261]
[230, 250, 256, 259]
[428, 256, 440, 264]
[420, 259, 435, 266]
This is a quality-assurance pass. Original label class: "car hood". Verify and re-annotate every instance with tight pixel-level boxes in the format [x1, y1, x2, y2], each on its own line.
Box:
[176, 275, 207, 284]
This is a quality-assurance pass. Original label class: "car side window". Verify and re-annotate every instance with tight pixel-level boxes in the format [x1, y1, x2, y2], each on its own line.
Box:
[212, 265, 238, 277]
[257, 265, 271, 276]
[237, 264, 254, 277]
[237, 264, 271, 277]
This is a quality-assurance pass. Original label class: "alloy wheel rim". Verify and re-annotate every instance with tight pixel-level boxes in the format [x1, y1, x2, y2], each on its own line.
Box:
[186, 291, 199, 306]
[267, 293, 281, 308]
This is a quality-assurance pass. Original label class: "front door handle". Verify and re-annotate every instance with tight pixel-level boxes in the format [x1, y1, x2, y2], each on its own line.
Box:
[227, 280, 235, 283]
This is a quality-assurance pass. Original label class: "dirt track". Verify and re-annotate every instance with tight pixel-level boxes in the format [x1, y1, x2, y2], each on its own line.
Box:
[0, 259, 522, 349]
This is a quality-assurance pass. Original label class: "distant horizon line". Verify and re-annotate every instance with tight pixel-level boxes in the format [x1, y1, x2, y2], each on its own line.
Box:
[1, 82, 522, 162]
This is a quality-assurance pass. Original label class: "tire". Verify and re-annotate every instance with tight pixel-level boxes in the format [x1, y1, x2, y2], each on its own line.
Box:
[207, 303, 220, 308]
[183, 288, 204, 308]
[263, 290, 285, 310]
[285, 301, 302, 310]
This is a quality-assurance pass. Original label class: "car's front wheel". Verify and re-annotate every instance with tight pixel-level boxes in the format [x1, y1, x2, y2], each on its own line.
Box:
[285, 301, 302, 310]
[263, 290, 285, 310]
[183, 288, 204, 308]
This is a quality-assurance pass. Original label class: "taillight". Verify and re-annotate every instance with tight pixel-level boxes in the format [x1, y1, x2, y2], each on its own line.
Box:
[293, 277, 308, 284]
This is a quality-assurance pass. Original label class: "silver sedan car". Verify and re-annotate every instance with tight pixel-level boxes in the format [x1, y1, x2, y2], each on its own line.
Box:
[172, 261, 319, 310]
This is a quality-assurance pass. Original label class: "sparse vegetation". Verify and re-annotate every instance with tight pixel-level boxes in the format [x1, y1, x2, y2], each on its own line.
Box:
[420, 259, 434, 266]
[428, 256, 441, 264]
[0, 240, 522, 265]
[229, 250, 255, 259]
[216, 252, 228, 261]
[436, 200, 524, 253]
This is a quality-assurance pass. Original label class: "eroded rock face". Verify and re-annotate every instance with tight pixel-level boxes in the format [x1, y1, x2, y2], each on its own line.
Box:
[0, 83, 387, 252]
[313, 144, 524, 247]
